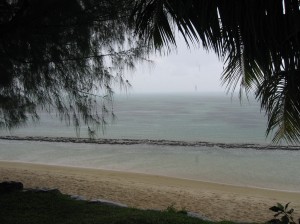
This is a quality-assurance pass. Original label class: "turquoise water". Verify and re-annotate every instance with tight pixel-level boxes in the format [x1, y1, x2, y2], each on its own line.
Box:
[0, 93, 299, 191]
[0, 140, 299, 192]
[1, 93, 272, 144]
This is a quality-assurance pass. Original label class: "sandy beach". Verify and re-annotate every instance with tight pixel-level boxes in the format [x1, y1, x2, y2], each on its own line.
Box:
[0, 161, 299, 222]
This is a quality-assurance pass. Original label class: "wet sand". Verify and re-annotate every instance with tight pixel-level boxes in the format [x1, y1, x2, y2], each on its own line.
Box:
[0, 161, 299, 222]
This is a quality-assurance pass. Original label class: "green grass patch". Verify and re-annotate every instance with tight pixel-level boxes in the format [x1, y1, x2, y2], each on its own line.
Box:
[0, 190, 233, 224]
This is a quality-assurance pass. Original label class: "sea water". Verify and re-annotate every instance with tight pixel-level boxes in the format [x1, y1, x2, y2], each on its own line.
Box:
[0, 93, 299, 192]
[1, 93, 271, 143]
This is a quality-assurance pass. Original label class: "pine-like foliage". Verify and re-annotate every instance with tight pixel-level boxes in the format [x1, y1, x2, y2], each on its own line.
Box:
[131, 0, 300, 143]
[0, 0, 150, 135]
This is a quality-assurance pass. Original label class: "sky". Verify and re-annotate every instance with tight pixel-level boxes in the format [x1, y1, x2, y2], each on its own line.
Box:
[122, 37, 225, 94]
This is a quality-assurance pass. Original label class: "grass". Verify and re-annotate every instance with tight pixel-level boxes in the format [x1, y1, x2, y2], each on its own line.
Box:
[0, 190, 233, 224]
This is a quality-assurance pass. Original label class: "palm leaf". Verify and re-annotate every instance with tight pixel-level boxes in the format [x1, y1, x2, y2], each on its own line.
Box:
[131, 0, 300, 143]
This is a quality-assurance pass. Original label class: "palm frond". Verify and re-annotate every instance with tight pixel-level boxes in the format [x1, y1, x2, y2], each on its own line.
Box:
[131, 0, 300, 143]
[257, 70, 300, 144]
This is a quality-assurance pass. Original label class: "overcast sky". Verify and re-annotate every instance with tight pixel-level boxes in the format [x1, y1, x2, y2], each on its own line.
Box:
[122, 37, 226, 94]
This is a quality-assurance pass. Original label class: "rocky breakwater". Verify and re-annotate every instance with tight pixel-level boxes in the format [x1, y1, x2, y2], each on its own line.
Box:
[0, 136, 299, 150]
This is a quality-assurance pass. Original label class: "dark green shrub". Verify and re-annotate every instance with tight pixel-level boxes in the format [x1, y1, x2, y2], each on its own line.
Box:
[268, 203, 298, 224]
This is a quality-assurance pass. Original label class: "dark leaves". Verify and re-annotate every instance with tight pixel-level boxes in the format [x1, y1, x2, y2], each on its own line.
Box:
[131, 0, 300, 143]
[0, 0, 150, 134]
[268, 202, 297, 224]
[270, 206, 283, 213]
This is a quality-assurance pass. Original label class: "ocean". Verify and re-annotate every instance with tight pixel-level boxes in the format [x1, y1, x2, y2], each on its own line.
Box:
[1, 93, 271, 143]
[0, 93, 299, 192]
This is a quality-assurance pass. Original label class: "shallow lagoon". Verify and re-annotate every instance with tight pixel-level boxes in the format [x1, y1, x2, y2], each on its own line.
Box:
[0, 140, 299, 192]
[0, 94, 298, 192]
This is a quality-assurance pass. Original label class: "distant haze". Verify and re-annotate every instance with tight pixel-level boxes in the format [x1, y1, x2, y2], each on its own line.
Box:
[123, 37, 225, 94]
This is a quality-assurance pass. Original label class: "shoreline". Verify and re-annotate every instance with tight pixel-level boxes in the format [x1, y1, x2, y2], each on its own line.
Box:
[1, 161, 299, 222]
[1, 159, 299, 194]
[1, 136, 300, 150]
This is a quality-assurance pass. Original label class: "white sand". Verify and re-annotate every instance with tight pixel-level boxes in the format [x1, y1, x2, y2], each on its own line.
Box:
[0, 161, 299, 222]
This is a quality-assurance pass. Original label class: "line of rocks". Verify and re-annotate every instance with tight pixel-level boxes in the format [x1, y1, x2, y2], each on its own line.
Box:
[1, 135, 299, 150]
